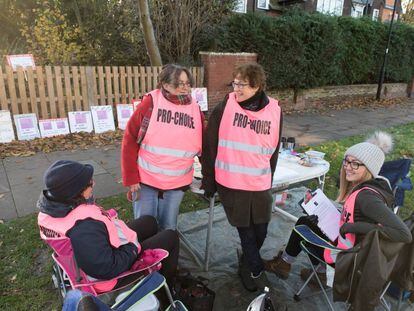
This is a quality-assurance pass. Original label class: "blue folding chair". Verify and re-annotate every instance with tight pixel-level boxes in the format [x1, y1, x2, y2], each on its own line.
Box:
[62, 272, 188, 311]
[379, 158, 413, 214]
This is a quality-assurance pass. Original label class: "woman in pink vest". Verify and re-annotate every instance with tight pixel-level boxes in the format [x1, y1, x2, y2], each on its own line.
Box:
[202, 63, 283, 293]
[264, 132, 411, 284]
[37, 160, 179, 291]
[121, 64, 203, 230]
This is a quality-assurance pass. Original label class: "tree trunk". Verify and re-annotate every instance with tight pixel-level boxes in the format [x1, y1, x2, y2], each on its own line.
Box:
[136, 0, 162, 66]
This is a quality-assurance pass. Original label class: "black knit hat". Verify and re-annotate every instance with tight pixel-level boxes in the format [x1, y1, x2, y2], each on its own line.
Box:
[44, 160, 94, 201]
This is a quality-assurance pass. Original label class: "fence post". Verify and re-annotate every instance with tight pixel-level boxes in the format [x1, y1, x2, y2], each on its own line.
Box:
[85, 66, 96, 107]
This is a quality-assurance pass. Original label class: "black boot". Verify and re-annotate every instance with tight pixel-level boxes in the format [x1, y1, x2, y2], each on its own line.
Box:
[237, 249, 258, 292]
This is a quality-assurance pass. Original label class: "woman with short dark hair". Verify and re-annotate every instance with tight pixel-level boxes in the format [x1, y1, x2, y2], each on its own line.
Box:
[121, 64, 204, 230]
[202, 62, 283, 293]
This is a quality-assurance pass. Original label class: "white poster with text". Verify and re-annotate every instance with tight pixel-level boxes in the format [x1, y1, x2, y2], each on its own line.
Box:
[192, 88, 208, 111]
[13, 113, 40, 140]
[0, 110, 15, 143]
[39, 118, 70, 138]
[116, 104, 133, 130]
[90, 105, 115, 133]
[68, 111, 93, 133]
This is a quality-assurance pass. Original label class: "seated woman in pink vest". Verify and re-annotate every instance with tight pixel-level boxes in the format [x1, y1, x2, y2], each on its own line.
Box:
[121, 64, 204, 230]
[37, 160, 179, 292]
[264, 132, 411, 284]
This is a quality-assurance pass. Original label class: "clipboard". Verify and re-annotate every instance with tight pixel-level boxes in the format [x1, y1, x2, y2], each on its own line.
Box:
[299, 189, 341, 242]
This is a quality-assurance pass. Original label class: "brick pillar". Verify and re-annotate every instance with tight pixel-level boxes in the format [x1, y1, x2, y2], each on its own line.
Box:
[409, 78, 414, 98]
[199, 52, 258, 113]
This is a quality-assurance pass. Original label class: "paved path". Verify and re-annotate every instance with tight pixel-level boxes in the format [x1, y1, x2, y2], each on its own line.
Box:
[1, 99, 414, 220]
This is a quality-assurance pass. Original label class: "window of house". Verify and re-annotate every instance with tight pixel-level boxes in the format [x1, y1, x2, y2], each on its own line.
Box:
[316, 0, 344, 16]
[233, 0, 247, 13]
[351, 4, 365, 18]
[372, 9, 379, 21]
[257, 0, 270, 10]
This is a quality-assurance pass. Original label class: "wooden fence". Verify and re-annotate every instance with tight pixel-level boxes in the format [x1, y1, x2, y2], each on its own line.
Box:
[0, 65, 204, 119]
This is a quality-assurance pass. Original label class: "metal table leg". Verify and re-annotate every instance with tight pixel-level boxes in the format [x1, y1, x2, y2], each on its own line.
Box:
[204, 196, 215, 272]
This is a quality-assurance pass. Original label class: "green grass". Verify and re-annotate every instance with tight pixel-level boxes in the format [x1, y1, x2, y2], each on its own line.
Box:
[1, 122, 413, 310]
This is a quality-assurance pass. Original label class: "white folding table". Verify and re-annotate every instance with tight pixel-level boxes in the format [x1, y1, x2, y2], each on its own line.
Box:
[180, 155, 330, 271]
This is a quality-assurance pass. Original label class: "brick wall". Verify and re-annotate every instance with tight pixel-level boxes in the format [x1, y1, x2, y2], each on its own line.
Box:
[199, 52, 258, 112]
[267, 83, 408, 111]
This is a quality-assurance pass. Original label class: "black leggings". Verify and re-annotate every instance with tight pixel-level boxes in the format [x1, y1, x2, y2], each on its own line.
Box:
[285, 216, 328, 266]
[126, 215, 179, 285]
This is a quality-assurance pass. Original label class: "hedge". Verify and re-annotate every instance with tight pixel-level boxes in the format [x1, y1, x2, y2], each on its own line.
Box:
[205, 10, 414, 90]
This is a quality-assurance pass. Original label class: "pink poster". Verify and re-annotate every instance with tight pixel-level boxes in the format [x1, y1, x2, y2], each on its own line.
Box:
[97, 110, 107, 120]
[43, 122, 52, 130]
[121, 109, 131, 118]
[75, 113, 87, 124]
[56, 121, 65, 129]
[20, 118, 34, 129]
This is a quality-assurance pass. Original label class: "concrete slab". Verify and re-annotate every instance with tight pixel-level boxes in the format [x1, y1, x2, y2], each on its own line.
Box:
[0, 162, 10, 194]
[2, 153, 50, 171]
[78, 159, 107, 175]
[5, 166, 47, 187]
[0, 192, 17, 220]
[92, 173, 125, 199]
[11, 182, 42, 217]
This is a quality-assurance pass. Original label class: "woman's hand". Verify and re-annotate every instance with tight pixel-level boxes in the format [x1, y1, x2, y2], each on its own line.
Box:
[339, 224, 349, 239]
[130, 184, 140, 193]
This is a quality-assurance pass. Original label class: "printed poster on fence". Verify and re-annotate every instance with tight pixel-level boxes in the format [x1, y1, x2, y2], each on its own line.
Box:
[13, 113, 40, 141]
[116, 104, 133, 130]
[132, 99, 141, 111]
[0, 110, 15, 143]
[191, 88, 208, 112]
[39, 118, 70, 138]
[90, 105, 115, 133]
[68, 111, 93, 133]
[6, 54, 36, 71]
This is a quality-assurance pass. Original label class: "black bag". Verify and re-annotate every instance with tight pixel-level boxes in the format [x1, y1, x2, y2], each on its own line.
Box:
[172, 273, 215, 311]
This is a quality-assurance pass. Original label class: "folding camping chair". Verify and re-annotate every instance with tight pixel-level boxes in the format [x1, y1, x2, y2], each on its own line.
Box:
[62, 272, 188, 311]
[292, 225, 392, 311]
[378, 158, 412, 214]
[39, 222, 168, 299]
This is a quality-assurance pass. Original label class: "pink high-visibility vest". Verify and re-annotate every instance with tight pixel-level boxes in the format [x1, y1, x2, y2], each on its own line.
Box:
[38, 204, 140, 292]
[324, 187, 380, 264]
[215, 92, 280, 191]
[138, 89, 202, 190]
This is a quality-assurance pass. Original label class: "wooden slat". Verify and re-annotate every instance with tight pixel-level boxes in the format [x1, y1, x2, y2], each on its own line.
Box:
[80, 67, 88, 110]
[105, 66, 113, 106]
[63, 66, 73, 112]
[145, 66, 152, 92]
[16, 67, 29, 113]
[120, 66, 126, 104]
[54, 66, 65, 117]
[6, 66, 19, 114]
[26, 67, 38, 115]
[97, 66, 106, 105]
[0, 67, 8, 110]
[72, 66, 82, 111]
[126, 66, 133, 103]
[85, 66, 97, 108]
[45, 66, 57, 118]
[140, 66, 147, 95]
[113, 66, 120, 104]
[133, 66, 139, 99]
[36, 67, 48, 118]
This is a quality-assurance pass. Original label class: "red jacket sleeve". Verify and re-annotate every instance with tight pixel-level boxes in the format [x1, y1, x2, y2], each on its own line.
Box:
[121, 95, 152, 187]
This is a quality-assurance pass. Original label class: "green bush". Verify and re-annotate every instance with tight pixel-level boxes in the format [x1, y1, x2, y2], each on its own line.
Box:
[207, 10, 414, 90]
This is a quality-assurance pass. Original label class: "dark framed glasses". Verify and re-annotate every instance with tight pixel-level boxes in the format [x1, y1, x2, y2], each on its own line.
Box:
[342, 159, 365, 170]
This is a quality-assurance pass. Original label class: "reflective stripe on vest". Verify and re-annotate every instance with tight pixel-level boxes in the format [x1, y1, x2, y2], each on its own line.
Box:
[137, 89, 202, 190]
[324, 187, 380, 264]
[215, 92, 280, 191]
[218, 139, 276, 155]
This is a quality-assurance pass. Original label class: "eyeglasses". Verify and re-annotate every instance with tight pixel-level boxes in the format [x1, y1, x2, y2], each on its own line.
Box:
[177, 81, 192, 88]
[342, 159, 365, 170]
[231, 81, 249, 89]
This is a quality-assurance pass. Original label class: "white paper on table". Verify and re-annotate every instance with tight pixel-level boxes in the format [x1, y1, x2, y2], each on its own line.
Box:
[39, 118, 70, 138]
[0, 110, 15, 143]
[90, 105, 115, 133]
[68, 111, 93, 133]
[116, 104, 133, 130]
[274, 166, 300, 181]
[301, 189, 340, 241]
[191, 88, 208, 112]
[13, 113, 40, 141]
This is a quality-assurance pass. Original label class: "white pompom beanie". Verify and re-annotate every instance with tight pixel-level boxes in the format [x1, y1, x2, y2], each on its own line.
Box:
[345, 131, 393, 178]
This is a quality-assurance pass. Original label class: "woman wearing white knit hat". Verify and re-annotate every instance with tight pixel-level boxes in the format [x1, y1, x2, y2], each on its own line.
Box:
[263, 131, 412, 283]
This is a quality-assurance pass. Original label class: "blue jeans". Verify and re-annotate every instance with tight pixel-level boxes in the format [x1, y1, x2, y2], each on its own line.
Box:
[133, 184, 185, 230]
[237, 222, 269, 276]
[62, 290, 110, 311]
